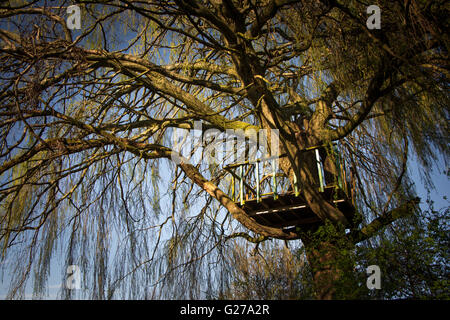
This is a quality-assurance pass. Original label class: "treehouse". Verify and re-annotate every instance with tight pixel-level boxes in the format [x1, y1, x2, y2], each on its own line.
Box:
[224, 145, 356, 232]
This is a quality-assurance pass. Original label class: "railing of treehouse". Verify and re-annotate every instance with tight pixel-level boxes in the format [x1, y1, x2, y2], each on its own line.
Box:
[224, 144, 351, 206]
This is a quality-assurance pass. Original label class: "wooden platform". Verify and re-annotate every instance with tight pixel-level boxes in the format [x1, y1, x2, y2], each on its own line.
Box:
[236, 186, 355, 229]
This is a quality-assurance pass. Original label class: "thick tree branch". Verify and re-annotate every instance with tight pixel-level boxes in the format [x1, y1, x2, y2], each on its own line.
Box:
[349, 197, 421, 244]
[177, 158, 300, 240]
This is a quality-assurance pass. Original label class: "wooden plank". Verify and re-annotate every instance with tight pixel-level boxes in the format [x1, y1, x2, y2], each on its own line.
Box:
[251, 214, 273, 226]
[268, 216, 322, 228]
[235, 184, 356, 229]
[248, 203, 308, 216]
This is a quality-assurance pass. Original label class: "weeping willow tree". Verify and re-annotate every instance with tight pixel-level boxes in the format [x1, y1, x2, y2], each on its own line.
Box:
[0, 0, 448, 299]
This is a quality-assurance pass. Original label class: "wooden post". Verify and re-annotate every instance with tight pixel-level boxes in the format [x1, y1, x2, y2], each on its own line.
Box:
[231, 173, 235, 202]
[272, 159, 278, 200]
[256, 160, 261, 203]
[239, 165, 244, 205]
[315, 149, 325, 192]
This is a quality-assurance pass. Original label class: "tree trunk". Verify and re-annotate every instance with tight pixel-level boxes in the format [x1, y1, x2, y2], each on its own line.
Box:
[259, 117, 355, 299]
[300, 223, 356, 300]
[304, 239, 342, 300]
